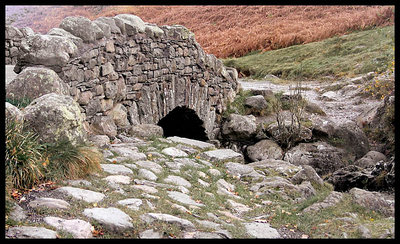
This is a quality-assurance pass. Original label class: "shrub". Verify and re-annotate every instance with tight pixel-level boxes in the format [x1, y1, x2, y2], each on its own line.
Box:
[5, 118, 44, 190]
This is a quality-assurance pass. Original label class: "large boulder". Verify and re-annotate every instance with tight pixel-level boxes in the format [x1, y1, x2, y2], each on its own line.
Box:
[22, 93, 87, 145]
[59, 16, 104, 43]
[311, 116, 370, 160]
[354, 150, 387, 168]
[349, 188, 394, 217]
[284, 141, 347, 176]
[244, 95, 269, 116]
[15, 34, 77, 72]
[6, 67, 69, 102]
[222, 114, 257, 142]
[129, 124, 164, 139]
[113, 14, 146, 36]
[47, 27, 83, 46]
[246, 139, 283, 161]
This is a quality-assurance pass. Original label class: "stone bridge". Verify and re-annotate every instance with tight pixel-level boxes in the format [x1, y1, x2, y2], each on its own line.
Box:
[6, 14, 239, 141]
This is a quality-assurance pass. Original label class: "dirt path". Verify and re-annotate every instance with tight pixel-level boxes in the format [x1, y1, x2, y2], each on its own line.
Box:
[238, 77, 381, 126]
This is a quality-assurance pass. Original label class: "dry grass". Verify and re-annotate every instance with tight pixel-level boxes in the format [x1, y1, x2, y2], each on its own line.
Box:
[7, 5, 394, 58]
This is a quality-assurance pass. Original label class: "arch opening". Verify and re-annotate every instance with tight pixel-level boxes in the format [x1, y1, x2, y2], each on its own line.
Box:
[157, 106, 208, 141]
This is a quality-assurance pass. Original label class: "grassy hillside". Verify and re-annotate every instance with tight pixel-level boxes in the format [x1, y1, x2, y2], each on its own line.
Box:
[223, 25, 394, 80]
[6, 5, 394, 58]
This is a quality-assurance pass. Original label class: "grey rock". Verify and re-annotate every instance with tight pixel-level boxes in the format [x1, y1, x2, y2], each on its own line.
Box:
[59, 16, 103, 43]
[247, 159, 301, 177]
[349, 187, 394, 217]
[43, 216, 93, 238]
[139, 229, 163, 239]
[246, 139, 283, 161]
[117, 198, 143, 211]
[303, 191, 343, 213]
[6, 226, 57, 239]
[103, 175, 131, 185]
[23, 93, 87, 145]
[167, 191, 205, 207]
[101, 164, 133, 175]
[28, 197, 70, 209]
[6, 67, 69, 102]
[164, 175, 192, 188]
[291, 165, 324, 185]
[130, 124, 164, 139]
[354, 150, 387, 168]
[162, 147, 188, 157]
[5, 102, 23, 122]
[244, 222, 281, 238]
[222, 114, 257, 142]
[138, 168, 158, 181]
[244, 95, 269, 115]
[47, 27, 83, 46]
[109, 146, 147, 161]
[83, 207, 133, 232]
[167, 136, 215, 150]
[8, 204, 27, 222]
[114, 14, 146, 35]
[134, 160, 163, 174]
[284, 141, 346, 176]
[140, 213, 195, 230]
[17, 34, 77, 70]
[200, 149, 243, 162]
[56, 186, 105, 203]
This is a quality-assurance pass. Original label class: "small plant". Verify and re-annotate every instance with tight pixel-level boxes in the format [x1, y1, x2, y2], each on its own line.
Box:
[271, 81, 307, 149]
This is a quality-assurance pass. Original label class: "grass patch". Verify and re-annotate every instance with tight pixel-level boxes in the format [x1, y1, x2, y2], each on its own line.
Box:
[223, 25, 394, 80]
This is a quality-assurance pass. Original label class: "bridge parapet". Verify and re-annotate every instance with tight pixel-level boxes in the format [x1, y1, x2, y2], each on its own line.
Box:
[8, 14, 238, 140]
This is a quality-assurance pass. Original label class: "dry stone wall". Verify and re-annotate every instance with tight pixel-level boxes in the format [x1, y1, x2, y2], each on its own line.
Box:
[8, 14, 239, 140]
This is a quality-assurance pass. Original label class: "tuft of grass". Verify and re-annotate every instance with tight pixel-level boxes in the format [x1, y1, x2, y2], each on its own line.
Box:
[6, 97, 32, 109]
[5, 118, 44, 190]
[42, 140, 103, 181]
[223, 25, 394, 80]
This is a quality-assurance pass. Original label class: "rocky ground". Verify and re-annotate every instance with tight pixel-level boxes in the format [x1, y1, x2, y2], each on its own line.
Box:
[6, 134, 394, 239]
[6, 73, 395, 239]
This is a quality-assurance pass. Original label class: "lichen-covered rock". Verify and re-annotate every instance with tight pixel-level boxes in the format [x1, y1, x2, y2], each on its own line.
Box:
[59, 16, 104, 43]
[22, 93, 87, 145]
[284, 141, 346, 176]
[47, 27, 83, 46]
[130, 124, 164, 139]
[246, 139, 283, 161]
[90, 115, 118, 139]
[6, 67, 69, 101]
[114, 14, 146, 36]
[222, 114, 257, 142]
[349, 188, 394, 217]
[16, 34, 77, 72]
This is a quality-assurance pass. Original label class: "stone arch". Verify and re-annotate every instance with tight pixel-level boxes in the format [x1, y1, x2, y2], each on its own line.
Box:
[157, 106, 208, 141]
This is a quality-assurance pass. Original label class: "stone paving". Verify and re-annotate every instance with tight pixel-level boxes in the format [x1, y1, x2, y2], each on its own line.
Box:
[5, 135, 394, 239]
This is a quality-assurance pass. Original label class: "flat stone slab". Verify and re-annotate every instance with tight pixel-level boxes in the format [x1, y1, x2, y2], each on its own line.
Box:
[6, 226, 57, 239]
[103, 175, 131, 185]
[83, 207, 133, 232]
[139, 229, 163, 239]
[28, 197, 70, 209]
[161, 147, 189, 157]
[167, 136, 215, 150]
[200, 149, 243, 162]
[118, 198, 143, 211]
[55, 186, 105, 203]
[109, 147, 147, 161]
[163, 175, 192, 188]
[140, 213, 195, 230]
[138, 168, 158, 181]
[134, 160, 163, 174]
[167, 191, 205, 207]
[244, 222, 281, 238]
[43, 216, 93, 238]
[101, 164, 133, 175]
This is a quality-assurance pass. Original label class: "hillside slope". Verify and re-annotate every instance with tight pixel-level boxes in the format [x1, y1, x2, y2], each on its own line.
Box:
[6, 5, 394, 58]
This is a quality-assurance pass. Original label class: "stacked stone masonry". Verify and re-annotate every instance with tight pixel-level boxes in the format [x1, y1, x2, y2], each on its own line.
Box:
[6, 15, 239, 140]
